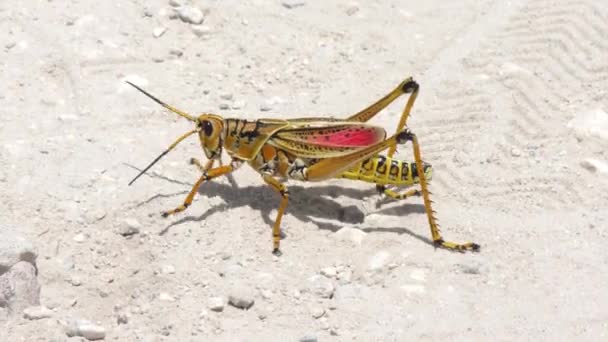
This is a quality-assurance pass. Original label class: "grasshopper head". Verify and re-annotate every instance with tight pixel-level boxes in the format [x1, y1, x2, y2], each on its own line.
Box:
[196, 114, 224, 160]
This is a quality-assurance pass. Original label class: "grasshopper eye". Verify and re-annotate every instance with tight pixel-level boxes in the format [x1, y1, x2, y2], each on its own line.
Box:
[202, 120, 213, 136]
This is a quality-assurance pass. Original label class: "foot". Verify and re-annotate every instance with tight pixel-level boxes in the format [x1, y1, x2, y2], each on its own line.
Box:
[434, 239, 480, 252]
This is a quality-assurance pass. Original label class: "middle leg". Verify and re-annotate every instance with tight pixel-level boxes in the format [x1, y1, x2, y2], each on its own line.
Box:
[262, 174, 290, 256]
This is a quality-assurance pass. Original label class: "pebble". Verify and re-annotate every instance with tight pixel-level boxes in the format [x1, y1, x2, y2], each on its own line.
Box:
[299, 334, 318, 342]
[153, 27, 167, 38]
[228, 287, 255, 310]
[231, 100, 246, 110]
[161, 265, 175, 274]
[345, 4, 359, 16]
[68, 275, 82, 286]
[334, 226, 366, 245]
[116, 311, 128, 325]
[260, 289, 273, 300]
[73, 233, 86, 243]
[118, 218, 141, 237]
[260, 104, 272, 112]
[158, 292, 175, 302]
[5, 41, 16, 50]
[320, 267, 337, 278]
[191, 25, 211, 37]
[168, 0, 182, 7]
[282, 0, 306, 9]
[311, 306, 325, 319]
[219, 103, 230, 110]
[337, 269, 353, 284]
[510, 147, 522, 157]
[169, 49, 183, 57]
[177, 6, 205, 25]
[208, 296, 225, 312]
[580, 158, 608, 174]
[65, 319, 106, 341]
[23, 305, 53, 320]
[220, 93, 233, 101]
[306, 275, 335, 298]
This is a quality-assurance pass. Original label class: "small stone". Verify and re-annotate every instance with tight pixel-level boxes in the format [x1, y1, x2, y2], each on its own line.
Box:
[169, 49, 183, 57]
[209, 296, 225, 312]
[282, 0, 306, 9]
[168, 0, 182, 7]
[299, 334, 318, 342]
[306, 275, 335, 298]
[228, 288, 255, 310]
[219, 103, 230, 110]
[158, 292, 175, 302]
[73, 233, 86, 243]
[5, 41, 16, 50]
[320, 267, 337, 278]
[191, 25, 211, 37]
[116, 312, 129, 325]
[293, 289, 301, 299]
[330, 327, 340, 336]
[220, 93, 233, 100]
[23, 305, 53, 320]
[345, 4, 359, 16]
[68, 275, 82, 286]
[177, 6, 205, 25]
[231, 100, 246, 110]
[337, 269, 352, 284]
[65, 319, 106, 340]
[260, 289, 273, 300]
[260, 104, 272, 112]
[311, 306, 325, 319]
[153, 27, 167, 38]
[118, 218, 141, 237]
[580, 158, 608, 174]
[334, 227, 366, 245]
[161, 265, 175, 274]
[510, 147, 522, 157]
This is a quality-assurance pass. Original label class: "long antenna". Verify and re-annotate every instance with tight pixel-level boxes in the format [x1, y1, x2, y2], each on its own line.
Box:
[128, 129, 198, 186]
[125, 81, 196, 122]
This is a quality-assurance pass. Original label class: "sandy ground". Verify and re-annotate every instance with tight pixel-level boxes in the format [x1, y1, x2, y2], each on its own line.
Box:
[1, 0, 608, 340]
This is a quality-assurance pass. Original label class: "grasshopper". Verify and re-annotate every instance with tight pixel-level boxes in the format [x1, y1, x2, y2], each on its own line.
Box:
[126, 77, 479, 255]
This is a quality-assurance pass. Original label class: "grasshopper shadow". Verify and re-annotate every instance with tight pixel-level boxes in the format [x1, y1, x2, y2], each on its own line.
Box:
[142, 173, 431, 246]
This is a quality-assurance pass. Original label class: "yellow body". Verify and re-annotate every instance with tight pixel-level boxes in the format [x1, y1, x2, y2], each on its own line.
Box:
[339, 155, 432, 186]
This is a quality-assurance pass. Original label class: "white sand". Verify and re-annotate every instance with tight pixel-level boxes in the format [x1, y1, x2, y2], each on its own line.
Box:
[1, 0, 607, 340]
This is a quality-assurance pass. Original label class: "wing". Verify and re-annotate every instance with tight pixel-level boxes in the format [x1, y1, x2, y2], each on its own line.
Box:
[268, 121, 386, 158]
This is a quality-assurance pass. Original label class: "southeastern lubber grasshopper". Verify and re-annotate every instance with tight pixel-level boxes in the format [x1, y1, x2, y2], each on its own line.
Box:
[126, 77, 479, 255]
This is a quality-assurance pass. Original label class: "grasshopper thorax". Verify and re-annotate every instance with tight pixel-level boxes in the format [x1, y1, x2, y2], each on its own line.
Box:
[196, 113, 225, 160]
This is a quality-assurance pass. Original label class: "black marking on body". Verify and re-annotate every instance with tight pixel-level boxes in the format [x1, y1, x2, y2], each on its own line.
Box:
[375, 155, 387, 175]
[401, 163, 411, 180]
[389, 160, 400, 179]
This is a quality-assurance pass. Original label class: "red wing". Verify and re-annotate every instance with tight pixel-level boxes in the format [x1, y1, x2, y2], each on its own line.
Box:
[276, 122, 386, 148]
